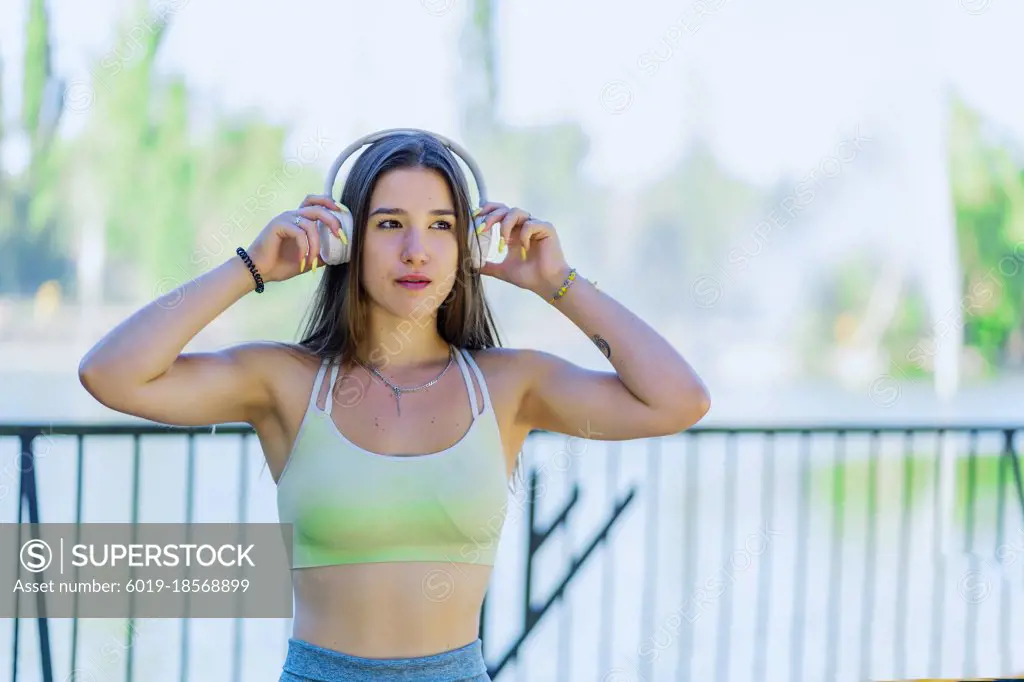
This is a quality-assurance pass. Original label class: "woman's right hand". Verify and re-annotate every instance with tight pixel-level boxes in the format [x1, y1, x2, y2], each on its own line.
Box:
[246, 194, 345, 283]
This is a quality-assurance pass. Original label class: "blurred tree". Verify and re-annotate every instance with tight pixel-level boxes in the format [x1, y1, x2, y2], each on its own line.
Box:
[634, 137, 766, 319]
[22, 0, 50, 148]
[54, 0, 322, 343]
[454, 0, 607, 338]
[0, 51, 6, 274]
[0, 0, 67, 295]
[949, 97, 1024, 372]
[456, 0, 497, 142]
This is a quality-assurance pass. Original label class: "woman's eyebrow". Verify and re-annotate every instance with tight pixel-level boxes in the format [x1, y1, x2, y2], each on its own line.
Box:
[368, 207, 456, 217]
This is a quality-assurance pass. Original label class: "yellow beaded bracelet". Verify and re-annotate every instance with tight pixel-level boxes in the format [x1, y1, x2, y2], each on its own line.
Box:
[551, 268, 577, 302]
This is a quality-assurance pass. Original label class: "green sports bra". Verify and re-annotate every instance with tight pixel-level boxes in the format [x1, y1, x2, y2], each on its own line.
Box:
[275, 346, 510, 569]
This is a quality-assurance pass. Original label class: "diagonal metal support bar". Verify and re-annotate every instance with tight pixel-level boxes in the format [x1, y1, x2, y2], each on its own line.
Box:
[487, 464, 637, 680]
[12, 431, 54, 682]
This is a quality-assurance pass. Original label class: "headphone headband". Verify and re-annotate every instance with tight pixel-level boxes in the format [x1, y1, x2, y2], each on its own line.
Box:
[323, 127, 488, 207]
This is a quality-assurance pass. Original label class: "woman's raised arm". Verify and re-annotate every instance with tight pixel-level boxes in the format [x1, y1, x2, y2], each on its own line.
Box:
[78, 197, 345, 426]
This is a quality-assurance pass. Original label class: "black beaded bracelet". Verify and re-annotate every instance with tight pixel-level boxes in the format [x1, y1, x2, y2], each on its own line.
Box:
[236, 247, 265, 293]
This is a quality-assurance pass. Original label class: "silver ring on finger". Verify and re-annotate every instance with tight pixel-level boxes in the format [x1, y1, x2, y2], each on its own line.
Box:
[293, 215, 302, 226]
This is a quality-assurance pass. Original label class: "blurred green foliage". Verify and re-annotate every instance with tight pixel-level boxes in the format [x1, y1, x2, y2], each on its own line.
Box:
[0, 0, 65, 294]
[0, 0, 321, 336]
[801, 97, 1024, 378]
[67, 3, 323, 301]
[812, 448, 1015, 544]
[641, 139, 766, 278]
[950, 99, 1024, 372]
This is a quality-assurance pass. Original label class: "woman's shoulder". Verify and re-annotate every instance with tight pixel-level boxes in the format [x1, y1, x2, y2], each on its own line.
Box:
[224, 340, 318, 365]
[463, 346, 545, 384]
[222, 340, 323, 386]
[467, 345, 549, 365]
[465, 345, 525, 364]
[223, 341, 330, 418]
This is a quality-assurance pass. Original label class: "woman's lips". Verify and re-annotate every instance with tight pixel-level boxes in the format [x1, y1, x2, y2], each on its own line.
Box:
[396, 279, 430, 290]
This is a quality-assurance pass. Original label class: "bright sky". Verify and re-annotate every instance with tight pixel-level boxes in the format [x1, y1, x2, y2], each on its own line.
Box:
[2, 0, 1022, 190]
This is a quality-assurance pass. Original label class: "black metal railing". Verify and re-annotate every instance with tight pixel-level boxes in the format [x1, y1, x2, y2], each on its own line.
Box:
[3, 422, 1023, 682]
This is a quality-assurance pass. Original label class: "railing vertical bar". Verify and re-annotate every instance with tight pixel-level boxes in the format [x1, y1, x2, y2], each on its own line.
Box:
[858, 430, 880, 682]
[788, 431, 811, 682]
[1015, 429, 1024, 674]
[714, 432, 738, 682]
[963, 429, 979, 679]
[893, 430, 914, 680]
[598, 441, 620, 678]
[928, 430, 947, 678]
[964, 429, 979, 553]
[1008, 427, 1024, 528]
[12, 433, 26, 682]
[180, 433, 197, 682]
[752, 431, 775, 681]
[70, 434, 85, 679]
[20, 432, 53, 682]
[518, 462, 537, 682]
[558, 438, 579, 682]
[26, 430, 54, 679]
[996, 430, 1010, 675]
[995, 431, 1009, 552]
[126, 433, 142, 682]
[676, 433, 698, 682]
[638, 438, 660, 682]
[516, 461, 539, 682]
[824, 431, 846, 682]
[232, 432, 250, 682]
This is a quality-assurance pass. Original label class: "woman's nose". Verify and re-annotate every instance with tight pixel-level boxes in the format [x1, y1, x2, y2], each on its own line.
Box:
[401, 231, 429, 264]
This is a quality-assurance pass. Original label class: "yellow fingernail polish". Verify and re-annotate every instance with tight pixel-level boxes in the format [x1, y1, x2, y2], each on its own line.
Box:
[498, 236, 505, 253]
[312, 258, 317, 274]
[521, 246, 527, 261]
[472, 207, 481, 217]
[300, 256, 305, 272]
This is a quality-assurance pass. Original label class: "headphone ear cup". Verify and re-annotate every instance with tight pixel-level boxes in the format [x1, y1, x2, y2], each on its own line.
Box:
[319, 206, 354, 265]
[470, 213, 493, 270]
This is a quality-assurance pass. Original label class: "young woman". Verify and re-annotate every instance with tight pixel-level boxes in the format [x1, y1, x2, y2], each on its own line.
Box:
[78, 130, 711, 681]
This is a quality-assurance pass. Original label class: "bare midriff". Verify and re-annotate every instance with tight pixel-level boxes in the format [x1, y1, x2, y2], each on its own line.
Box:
[289, 561, 493, 658]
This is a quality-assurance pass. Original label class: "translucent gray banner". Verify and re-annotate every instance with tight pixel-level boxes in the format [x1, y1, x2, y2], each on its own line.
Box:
[1, 523, 293, 618]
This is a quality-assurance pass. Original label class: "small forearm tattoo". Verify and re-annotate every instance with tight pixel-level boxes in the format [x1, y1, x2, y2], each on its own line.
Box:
[592, 334, 611, 359]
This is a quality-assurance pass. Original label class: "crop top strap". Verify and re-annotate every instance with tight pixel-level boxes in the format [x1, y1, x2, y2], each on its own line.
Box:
[308, 357, 340, 416]
[451, 346, 479, 418]
[457, 347, 492, 415]
[322, 360, 341, 417]
[309, 359, 329, 412]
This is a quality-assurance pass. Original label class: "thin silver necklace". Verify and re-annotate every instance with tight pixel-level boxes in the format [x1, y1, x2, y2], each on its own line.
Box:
[357, 347, 455, 416]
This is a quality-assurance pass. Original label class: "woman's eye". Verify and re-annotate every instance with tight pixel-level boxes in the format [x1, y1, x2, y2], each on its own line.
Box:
[376, 219, 452, 231]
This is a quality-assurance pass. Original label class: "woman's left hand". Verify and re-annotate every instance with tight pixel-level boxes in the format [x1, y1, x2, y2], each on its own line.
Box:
[476, 203, 571, 298]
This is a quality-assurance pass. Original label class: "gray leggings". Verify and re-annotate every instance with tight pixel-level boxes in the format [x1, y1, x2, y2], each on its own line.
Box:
[279, 638, 491, 682]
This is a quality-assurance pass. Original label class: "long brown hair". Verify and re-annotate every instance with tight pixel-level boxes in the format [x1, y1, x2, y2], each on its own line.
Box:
[296, 131, 503, 365]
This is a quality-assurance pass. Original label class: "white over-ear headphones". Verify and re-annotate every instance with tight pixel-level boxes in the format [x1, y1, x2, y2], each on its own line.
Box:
[317, 128, 495, 270]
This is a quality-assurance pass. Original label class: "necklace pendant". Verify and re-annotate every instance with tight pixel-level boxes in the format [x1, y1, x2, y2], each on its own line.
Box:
[393, 387, 402, 416]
